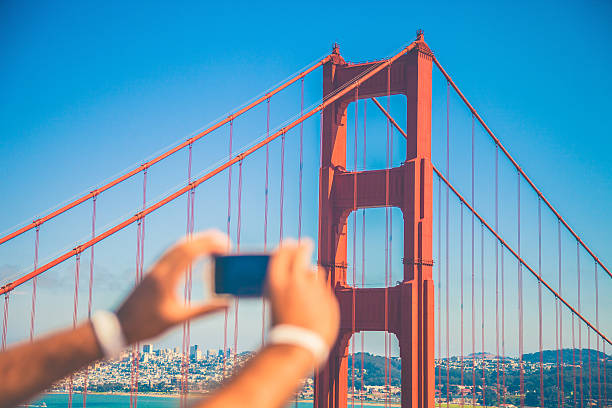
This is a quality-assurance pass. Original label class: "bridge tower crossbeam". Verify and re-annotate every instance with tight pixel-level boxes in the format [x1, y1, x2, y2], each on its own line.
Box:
[315, 33, 435, 408]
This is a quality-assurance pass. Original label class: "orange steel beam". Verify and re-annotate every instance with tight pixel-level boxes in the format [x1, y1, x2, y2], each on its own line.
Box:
[0, 56, 332, 247]
[433, 165, 611, 346]
[371, 97, 408, 139]
[433, 56, 612, 280]
[0, 45, 415, 296]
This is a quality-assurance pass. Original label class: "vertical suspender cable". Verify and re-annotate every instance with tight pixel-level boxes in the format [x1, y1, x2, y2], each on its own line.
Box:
[445, 80, 450, 408]
[351, 87, 359, 408]
[262, 99, 270, 345]
[556, 276, 560, 407]
[234, 159, 243, 372]
[577, 242, 583, 408]
[280, 129, 286, 242]
[69, 252, 81, 408]
[438, 169, 442, 400]
[558, 220, 564, 407]
[132, 218, 140, 407]
[595, 262, 601, 406]
[573, 312, 577, 408]
[471, 114, 476, 408]
[388, 84, 394, 395]
[182, 145, 194, 408]
[480, 223, 485, 407]
[223, 120, 233, 378]
[437, 169, 442, 401]
[604, 341, 607, 406]
[495, 144, 500, 405]
[460, 202, 464, 408]
[501, 244, 506, 405]
[587, 327, 592, 405]
[132, 168, 147, 408]
[384, 66, 390, 406]
[361, 98, 367, 407]
[538, 198, 544, 408]
[1, 292, 8, 351]
[298, 78, 304, 242]
[518, 172, 524, 408]
[29, 226, 40, 342]
[83, 196, 97, 407]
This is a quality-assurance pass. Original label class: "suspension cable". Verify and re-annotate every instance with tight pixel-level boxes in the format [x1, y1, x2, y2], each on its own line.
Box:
[432, 166, 610, 344]
[0, 55, 332, 247]
[432, 55, 611, 280]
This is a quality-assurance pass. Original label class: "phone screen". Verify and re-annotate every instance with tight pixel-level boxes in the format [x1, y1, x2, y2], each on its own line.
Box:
[213, 254, 270, 297]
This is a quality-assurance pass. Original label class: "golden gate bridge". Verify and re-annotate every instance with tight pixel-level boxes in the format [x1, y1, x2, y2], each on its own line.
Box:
[0, 31, 609, 408]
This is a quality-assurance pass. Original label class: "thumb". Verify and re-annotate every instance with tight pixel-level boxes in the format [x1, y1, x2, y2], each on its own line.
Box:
[180, 298, 230, 322]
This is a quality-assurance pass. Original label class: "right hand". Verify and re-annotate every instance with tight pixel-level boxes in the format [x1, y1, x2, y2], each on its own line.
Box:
[266, 239, 340, 349]
[115, 230, 230, 345]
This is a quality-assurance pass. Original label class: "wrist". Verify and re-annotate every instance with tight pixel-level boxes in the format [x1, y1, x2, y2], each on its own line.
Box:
[266, 324, 329, 366]
[90, 310, 128, 359]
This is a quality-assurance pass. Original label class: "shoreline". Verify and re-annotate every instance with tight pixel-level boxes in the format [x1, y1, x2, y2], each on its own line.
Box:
[47, 392, 402, 406]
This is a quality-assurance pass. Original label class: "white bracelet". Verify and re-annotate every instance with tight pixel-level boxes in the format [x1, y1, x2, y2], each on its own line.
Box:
[90, 310, 127, 360]
[267, 324, 329, 365]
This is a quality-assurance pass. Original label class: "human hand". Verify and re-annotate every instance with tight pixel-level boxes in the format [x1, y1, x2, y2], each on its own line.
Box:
[115, 230, 230, 345]
[267, 239, 339, 348]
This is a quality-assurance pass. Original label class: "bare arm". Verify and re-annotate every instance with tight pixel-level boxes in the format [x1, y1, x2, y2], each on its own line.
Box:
[198, 240, 339, 408]
[0, 231, 230, 408]
[199, 345, 313, 408]
[0, 323, 102, 408]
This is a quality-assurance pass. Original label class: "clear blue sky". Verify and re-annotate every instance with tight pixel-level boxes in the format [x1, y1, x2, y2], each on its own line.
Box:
[1, 0, 610, 356]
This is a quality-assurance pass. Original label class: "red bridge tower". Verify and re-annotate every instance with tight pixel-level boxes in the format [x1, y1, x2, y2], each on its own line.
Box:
[315, 32, 435, 408]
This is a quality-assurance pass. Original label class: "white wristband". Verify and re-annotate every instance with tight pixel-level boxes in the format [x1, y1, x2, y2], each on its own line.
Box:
[91, 310, 127, 360]
[267, 324, 329, 365]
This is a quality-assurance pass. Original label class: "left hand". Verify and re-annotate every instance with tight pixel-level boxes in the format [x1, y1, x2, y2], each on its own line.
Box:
[115, 230, 230, 344]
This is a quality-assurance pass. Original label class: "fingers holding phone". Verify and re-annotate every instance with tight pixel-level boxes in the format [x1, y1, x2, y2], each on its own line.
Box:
[267, 240, 340, 349]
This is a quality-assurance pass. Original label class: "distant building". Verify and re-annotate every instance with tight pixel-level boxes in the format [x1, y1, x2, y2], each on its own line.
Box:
[143, 344, 153, 353]
[190, 345, 202, 361]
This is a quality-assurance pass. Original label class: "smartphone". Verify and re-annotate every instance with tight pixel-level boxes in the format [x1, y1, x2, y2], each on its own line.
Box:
[212, 254, 270, 297]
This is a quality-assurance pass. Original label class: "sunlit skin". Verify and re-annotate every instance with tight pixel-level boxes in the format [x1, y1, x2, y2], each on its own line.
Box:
[0, 231, 339, 408]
